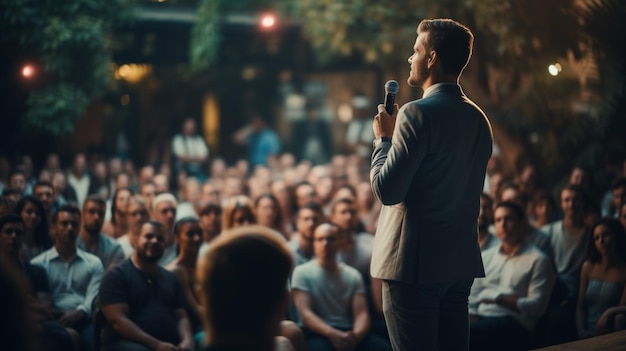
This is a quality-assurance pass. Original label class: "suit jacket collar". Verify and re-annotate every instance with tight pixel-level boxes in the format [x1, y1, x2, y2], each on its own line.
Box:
[422, 83, 463, 99]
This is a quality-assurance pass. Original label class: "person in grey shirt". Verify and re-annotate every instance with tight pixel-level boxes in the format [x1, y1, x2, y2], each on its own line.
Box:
[292, 223, 391, 351]
[287, 202, 324, 268]
[77, 195, 125, 271]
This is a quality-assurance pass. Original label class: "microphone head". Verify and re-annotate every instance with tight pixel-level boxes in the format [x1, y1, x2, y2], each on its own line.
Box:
[385, 80, 399, 94]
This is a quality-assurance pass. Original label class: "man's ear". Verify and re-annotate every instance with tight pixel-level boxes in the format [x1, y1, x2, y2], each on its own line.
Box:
[427, 50, 437, 69]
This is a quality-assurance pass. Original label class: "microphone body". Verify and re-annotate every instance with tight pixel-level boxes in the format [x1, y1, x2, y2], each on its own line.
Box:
[383, 80, 399, 115]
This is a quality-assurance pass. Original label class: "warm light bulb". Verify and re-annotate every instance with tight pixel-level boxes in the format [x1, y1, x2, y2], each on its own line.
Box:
[260, 14, 276, 28]
[22, 65, 34, 78]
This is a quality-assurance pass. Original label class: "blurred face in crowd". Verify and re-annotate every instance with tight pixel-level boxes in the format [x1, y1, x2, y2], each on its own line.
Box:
[52, 172, 67, 192]
[115, 189, 132, 217]
[593, 223, 616, 258]
[154, 200, 176, 234]
[153, 174, 169, 194]
[561, 188, 583, 220]
[296, 207, 322, 242]
[9, 173, 26, 193]
[175, 221, 202, 256]
[256, 196, 278, 227]
[313, 223, 340, 263]
[109, 158, 122, 177]
[231, 208, 254, 228]
[0, 221, 24, 256]
[199, 208, 222, 240]
[139, 183, 156, 211]
[93, 161, 107, 181]
[183, 118, 196, 136]
[494, 206, 523, 245]
[73, 154, 87, 175]
[223, 177, 243, 199]
[139, 166, 155, 185]
[46, 153, 60, 170]
[33, 184, 55, 212]
[478, 196, 494, 232]
[54, 211, 80, 247]
[20, 201, 41, 231]
[330, 201, 355, 231]
[500, 187, 524, 209]
[295, 184, 316, 208]
[201, 183, 220, 205]
[83, 200, 106, 235]
[569, 167, 590, 189]
[127, 198, 149, 234]
[115, 174, 130, 191]
[135, 222, 165, 263]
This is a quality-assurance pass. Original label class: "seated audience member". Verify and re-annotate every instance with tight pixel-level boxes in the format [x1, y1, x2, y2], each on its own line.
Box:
[0, 214, 75, 351]
[138, 181, 157, 217]
[478, 193, 500, 251]
[576, 218, 626, 338]
[0, 196, 16, 217]
[31, 204, 104, 351]
[77, 195, 125, 271]
[99, 220, 194, 351]
[152, 193, 179, 266]
[288, 202, 325, 267]
[221, 195, 258, 231]
[292, 223, 392, 351]
[469, 202, 556, 351]
[530, 190, 558, 229]
[500, 182, 552, 257]
[197, 224, 297, 351]
[33, 180, 57, 219]
[167, 218, 205, 339]
[328, 198, 373, 279]
[8, 169, 28, 195]
[603, 178, 626, 218]
[176, 178, 202, 220]
[255, 193, 289, 240]
[0, 254, 34, 351]
[2, 186, 24, 203]
[198, 202, 222, 244]
[542, 185, 590, 343]
[102, 187, 133, 239]
[17, 195, 53, 260]
[117, 195, 150, 258]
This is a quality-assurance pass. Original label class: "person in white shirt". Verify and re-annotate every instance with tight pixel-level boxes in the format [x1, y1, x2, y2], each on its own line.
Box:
[171, 118, 209, 182]
[67, 153, 91, 208]
[152, 193, 178, 267]
[31, 204, 104, 351]
[469, 202, 556, 351]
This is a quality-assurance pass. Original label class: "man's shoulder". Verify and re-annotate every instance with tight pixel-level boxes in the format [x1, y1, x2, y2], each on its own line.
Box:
[100, 233, 123, 249]
[338, 262, 363, 279]
[77, 248, 104, 266]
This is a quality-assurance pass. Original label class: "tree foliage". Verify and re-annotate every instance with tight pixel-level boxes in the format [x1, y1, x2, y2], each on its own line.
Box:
[1, 0, 136, 135]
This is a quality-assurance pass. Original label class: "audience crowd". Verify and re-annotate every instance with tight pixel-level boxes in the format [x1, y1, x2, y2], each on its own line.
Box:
[1, 145, 626, 350]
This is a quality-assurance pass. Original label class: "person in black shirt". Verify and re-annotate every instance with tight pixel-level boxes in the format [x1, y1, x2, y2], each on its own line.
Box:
[99, 220, 194, 351]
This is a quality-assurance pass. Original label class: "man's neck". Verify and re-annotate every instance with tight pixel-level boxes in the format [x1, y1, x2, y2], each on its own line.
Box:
[317, 257, 338, 271]
[563, 216, 585, 231]
[500, 239, 523, 256]
[80, 229, 100, 249]
[131, 254, 158, 275]
[55, 244, 77, 261]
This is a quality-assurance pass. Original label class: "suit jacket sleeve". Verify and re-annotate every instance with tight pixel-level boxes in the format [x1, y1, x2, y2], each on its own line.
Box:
[370, 103, 427, 206]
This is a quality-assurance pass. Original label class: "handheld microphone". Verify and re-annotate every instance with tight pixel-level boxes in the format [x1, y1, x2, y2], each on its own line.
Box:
[383, 80, 399, 115]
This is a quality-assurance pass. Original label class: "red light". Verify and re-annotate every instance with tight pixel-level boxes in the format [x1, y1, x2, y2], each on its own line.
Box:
[22, 64, 35, 78]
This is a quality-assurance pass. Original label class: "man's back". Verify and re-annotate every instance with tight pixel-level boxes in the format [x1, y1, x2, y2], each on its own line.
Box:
[371, 83, 493, 284]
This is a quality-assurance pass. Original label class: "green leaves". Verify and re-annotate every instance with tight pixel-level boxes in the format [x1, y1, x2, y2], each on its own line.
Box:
[1, 0, 136, 135]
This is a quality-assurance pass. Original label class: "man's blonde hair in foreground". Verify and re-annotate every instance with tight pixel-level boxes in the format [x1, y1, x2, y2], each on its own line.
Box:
[197, 225, 293, 345]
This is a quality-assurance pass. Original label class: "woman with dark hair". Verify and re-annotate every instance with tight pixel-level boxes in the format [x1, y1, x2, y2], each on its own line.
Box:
[530, 189, 558, 228]
[16, 196, 52, 260]
[576, 218, 626, 338]
[221, 195, 257, 231]
[255, 193, 288, 240]
[102, 187, 133, 239]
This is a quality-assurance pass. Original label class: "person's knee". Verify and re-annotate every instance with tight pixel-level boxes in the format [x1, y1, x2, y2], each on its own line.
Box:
[278, 320, 305, 351]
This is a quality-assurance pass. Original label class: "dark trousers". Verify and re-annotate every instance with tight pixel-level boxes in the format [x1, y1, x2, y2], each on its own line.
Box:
[382, 279, 473, 351]
[470, 316, 530, 351]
